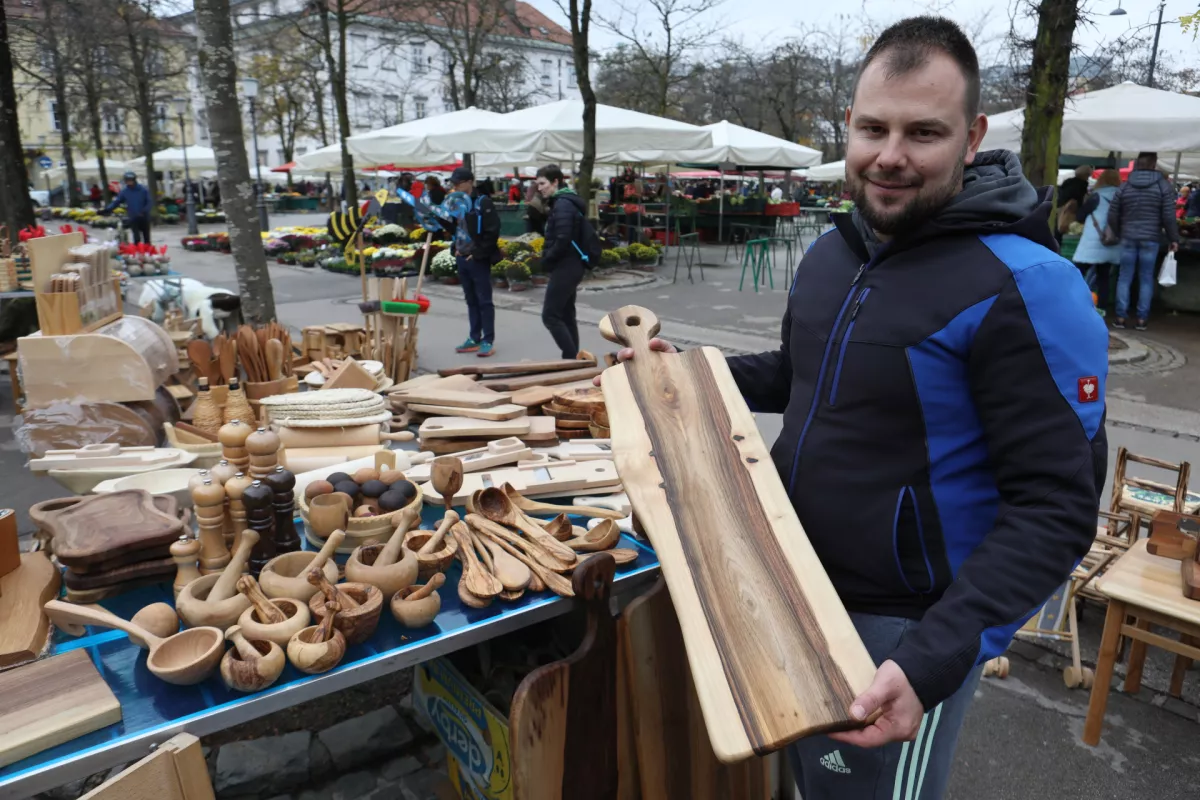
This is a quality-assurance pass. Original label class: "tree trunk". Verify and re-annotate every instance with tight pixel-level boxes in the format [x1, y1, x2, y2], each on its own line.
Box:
[85, 93, 111, 205]
[194, 0, 277, 323]
[1020, 0, 1080, 189]
[43, 5, 80, 207]
[330, 1, 356, 207]
[568, 0, 595, 209]
[0, 1, 34, 234]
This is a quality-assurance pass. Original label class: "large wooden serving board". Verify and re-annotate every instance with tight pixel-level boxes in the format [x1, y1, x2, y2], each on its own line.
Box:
[598, 305, 875, 762]
[0, 649, 122, 768]
[41, 490, 186, 566]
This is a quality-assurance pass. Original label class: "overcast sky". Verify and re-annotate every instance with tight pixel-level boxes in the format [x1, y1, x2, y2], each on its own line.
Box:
[531, 0, 1199, 79]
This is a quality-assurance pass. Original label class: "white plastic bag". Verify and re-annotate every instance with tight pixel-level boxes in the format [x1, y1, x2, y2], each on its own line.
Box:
[1158, 251, 1178, 288]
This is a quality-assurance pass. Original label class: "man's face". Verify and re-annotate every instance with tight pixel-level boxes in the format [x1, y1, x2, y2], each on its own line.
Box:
[125, 178, 136, 187]
[844, 51, 987, 238]
[535, 177, 555, 198]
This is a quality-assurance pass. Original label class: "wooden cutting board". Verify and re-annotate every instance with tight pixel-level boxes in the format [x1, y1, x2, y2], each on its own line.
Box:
[404, 402, 528, 421]
[0, 551, 62, 669]
[418, 416, 532, 439]
[41, 490, 187, 566]
[439, 357, 596, 377]
[479, 366, 604, 392]
[0, 649, 122, 768]
[511, 553, 618, 800]
[598, 305, 875, 762]
[511, 379, 598, 410]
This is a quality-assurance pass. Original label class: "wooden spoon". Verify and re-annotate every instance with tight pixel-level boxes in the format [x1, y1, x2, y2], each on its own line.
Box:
[574, 548, 639, 567]
[501, 483, 626, 520]
[131, 603, 180, 640]
[450, 521, 503, 598]
[187, 339, 214, 383]
[476, 488, 577, 568]
[266, 338, 284, 381]
[221, 339, 238, 385]
[565, 519, 621, 552]
[465, 513, 574, 575]
[236, 575, 286, 624]
[431, 456, 464, 513]
[468, 519, 574, 597]
[45, 600, 224, 685]
[419, 511, 458, 555]
[481, 537, 532, 592]
[541, 513, 575, 542]
[237, 326, 263, 382]
[221, 624, 286, 692]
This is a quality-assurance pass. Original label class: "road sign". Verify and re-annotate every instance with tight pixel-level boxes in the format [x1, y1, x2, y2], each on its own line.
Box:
[37, 156, 52, 170]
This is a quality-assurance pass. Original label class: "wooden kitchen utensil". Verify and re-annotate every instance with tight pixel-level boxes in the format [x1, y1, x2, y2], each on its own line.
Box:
[175, 530, 258, 630]
[510, 553, 618, 800]
[501, 484, 626, 521]
[402, 520, 460, 580]
[566, 519, 621, 552]
[391, 385, 513, 409]
[40, 490, 187, 565]
[260, 529, 343, 601]
[265, 338, 285, 381]
[466, 516, 574, 597]
[390, 572, 445, 628]
[218, 420, 252, 471]
[420, 460, 621, 506]
[221, 624, 286, 693]
[418, 416, 532, 439]
[450, 521, 503, 599]
[479, 365, 604, 392]
[237, 595, 310, 648]
[431, 456, 464, 514]
[0, 549, 61, 669]
[404, 401, 528, 421]
[306, 579, 383, 645]
[44, 600, 225, 686]
[191, 478, 230, 574]
[481, 537, 533, 593]
[403, 439, 531, 483]
[287, 602, 346, 674]
[345, 508, 420, 598]
[599, 305, 875, 761]
[130, 603, 180, 641]
[0, 649, 122, 769]
[187, 339, 214, 383]
[170, 535, 202, 599]
[476, 488, 577, 568]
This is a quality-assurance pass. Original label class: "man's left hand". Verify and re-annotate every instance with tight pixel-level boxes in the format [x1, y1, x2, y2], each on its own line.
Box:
[829, 660, 924, 748]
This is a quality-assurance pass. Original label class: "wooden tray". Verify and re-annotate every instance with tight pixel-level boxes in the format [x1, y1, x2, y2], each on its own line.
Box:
[38, 490, 187, 566]
[598, 306, 875, 762]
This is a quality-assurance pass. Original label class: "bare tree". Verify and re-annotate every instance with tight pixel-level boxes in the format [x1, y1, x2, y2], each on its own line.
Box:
[194, 0, 277, 323]
[249, 43, 319, 189]
[597, 0, 724, 118]
[0, 1, 35, 233]
[555, 0, 596, 206]
[67, 16, 121, 204]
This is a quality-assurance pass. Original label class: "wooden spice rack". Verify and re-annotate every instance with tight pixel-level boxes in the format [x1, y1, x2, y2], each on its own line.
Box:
[28, 233, 122, 336]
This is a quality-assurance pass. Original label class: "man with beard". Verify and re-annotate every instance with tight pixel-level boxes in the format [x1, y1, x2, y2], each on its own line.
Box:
[605, 16, 1107, 799]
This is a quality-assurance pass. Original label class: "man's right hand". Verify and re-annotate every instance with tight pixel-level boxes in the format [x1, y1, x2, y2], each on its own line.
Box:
[593, 338, 677, 386]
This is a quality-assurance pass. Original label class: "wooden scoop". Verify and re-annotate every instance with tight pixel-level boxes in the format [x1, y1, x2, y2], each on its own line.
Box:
[565, 519, 621, 552]
[260, 529, 343, 601]
[541, 513, 575, 542]
[501, 483, 626, 520]
[45, 600, 224, 686]
[476, 487, 577, 568]
[131, 603, 180, 640]
[450, 522, 503, 598]
[467, 518, 574, 597]
[220, 624, 285, 692]
[287, 602, 346, 674]
[431, 456, 464, 514]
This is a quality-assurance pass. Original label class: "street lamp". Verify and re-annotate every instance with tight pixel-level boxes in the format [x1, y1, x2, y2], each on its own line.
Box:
[241, 76, 269, 232]
[1110, 1, 1173, 88]
[1109, 2, 1127, 15]
[174, 97, 198, 235]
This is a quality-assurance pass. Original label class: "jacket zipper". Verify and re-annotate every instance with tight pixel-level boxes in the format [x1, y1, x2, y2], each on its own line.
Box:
[827, 287, 870, 406]
[891, 486, 935, 594]
[787, 259, 873, 492]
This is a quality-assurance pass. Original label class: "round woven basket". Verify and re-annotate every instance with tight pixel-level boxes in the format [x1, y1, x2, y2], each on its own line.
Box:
[297, 482, 423, 553]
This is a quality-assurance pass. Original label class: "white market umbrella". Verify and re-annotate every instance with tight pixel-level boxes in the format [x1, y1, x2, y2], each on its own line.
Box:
[981, 82, 1200, 161]
[347, 107, 498, 166]
[805, 160, 846, 182]
[295, 142, 358, 172]
[47, 157, 132, 181]
[420, 99, 713, 155]
[128, 145, 217, 171]
[612, 120, 822, 169]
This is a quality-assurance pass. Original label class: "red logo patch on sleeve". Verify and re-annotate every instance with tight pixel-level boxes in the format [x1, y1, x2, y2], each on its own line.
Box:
[1078, 377, 1099, 403]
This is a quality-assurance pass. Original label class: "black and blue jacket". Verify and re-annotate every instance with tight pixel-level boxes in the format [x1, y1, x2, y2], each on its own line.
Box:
[728, 151, 1109, 710]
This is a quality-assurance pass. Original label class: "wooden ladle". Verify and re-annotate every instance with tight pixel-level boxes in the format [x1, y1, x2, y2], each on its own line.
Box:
[260, 529, 343, 601]
[45, 600, 224, 686]
[565, 519, 621, 552]
[501, 483, 626, 520]
[236, 575, 311, 647]
[220, 625, 286, 692]
[287, 602, 346, 674]
[176, 530, 258, 630]
[475, 488, 577, 569]
[390, 573, 446, 628]
[131, 603, 180, 640]
[345, 508, 419, 598]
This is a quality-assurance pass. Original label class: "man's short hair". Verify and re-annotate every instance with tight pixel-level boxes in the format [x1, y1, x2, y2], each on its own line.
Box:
[1136, 152, 1158, 168]
[851, 16, 981, 120]
[536, 164, 566, 185]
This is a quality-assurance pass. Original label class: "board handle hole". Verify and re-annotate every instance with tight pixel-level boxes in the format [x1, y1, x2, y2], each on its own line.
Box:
[624, 315, 641, 327]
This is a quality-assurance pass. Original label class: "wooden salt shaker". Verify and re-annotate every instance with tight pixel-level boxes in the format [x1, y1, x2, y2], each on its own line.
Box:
[219, 420, 251, 471]
[225, 472, 253, 551]
[223, 377, 255, 427]
[191, 478, 231, 574]
[242, 479, 275, 576]
[264, 465, 300, 556]
[246, 427, 281, 479]
[170, 535, 202, 599]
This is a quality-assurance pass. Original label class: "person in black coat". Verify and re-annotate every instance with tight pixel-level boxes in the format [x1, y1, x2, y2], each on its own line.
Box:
[536, 164, 588, 359]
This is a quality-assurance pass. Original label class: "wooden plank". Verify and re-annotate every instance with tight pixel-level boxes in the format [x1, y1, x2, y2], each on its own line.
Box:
[512, 379, 598, 409]
[418, 416, 532, 440]
[0, 551, 62, 668]
[598, 305, 875, 763]
[403, 438, 532, 482]
[439, 357, 596, 377]
[80, 733, 214, 800]
[405, 402, 528, 421]
[478, 366, 604, 392]
[391, 386, 512, 409]
[0, 649, 122, 768]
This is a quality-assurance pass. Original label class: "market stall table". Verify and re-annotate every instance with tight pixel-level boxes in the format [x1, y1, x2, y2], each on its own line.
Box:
[0, 505, 660, 798]
[1082, 539, 1200, 746]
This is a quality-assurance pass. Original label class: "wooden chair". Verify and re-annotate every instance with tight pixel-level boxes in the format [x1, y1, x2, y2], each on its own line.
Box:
[1110, 447, 1197, 537]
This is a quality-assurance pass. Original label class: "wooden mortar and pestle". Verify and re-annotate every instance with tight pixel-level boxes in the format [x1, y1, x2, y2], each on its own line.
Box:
[259, 529, 343, 601]
[220, 624, 286, 692]
[402, 511, 460, 580]
[287, 601, 346, 674]
[236, 575, 311, 647]
[176, 529, 258, 630]
[45, 600, 224, 686]
[345, 507, 420, 598]
[306, 568, 383, 645]
[390, 572, 445, 628]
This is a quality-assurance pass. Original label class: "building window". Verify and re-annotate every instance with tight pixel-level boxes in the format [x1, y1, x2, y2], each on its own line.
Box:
[257, 149, 268, 167]
[295, 146, 308, 157]
[351, 34, 368, 68]
[49, 100, 62, 132]
[411, 42, 426, 74]
[381, 39, 397, 70]
[102, 105, 124, 134]
[383, 94, 400, 125]
[414, 96, 427, 119]
[541, 59, 552, 86]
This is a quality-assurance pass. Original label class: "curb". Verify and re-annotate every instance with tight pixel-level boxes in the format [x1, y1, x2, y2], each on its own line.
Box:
[578, 269, 659, 292]
[1109, 331, 1148, 365]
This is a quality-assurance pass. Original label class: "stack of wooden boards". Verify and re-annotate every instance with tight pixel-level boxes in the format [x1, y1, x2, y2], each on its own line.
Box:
[541, 386, 609, 440]
[28, 232, 122, 336]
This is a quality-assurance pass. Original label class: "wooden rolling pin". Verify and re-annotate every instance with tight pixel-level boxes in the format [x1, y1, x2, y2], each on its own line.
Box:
[279, 445, 388, 474]
[276, 425, 415, 449]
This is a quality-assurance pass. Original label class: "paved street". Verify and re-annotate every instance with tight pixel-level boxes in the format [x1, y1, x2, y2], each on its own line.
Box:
[4, 215, 1200, 798]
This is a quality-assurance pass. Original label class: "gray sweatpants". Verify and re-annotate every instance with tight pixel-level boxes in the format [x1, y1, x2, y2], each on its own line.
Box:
[787, 612, 983, 800]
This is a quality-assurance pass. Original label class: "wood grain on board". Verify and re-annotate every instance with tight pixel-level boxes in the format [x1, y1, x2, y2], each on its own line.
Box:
[478, 366, 604, 393]
[0, 551, 62, 668]
[41, 490, 186, 565]
[0, 649, 122, 768]
[511, 379, 598, 409]
[390, 386, 512, 409]
[599, 305, 875, 762]
[404, 402, 528, 421]
[438, 357, 596, 377]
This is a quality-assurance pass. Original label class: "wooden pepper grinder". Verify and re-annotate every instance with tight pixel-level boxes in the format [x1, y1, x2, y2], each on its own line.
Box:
[209, 459, 237, 486]
[191, 478, 231, 574]
[170, 535, 202, 599]
[224, 472, 254, 551]
[223, 377, 255, 427]
[264, 465, 300, 556]
[246, 427, 281, 479]
[219, 420, 251, 472]
[242, 479, 275, 576]
[193, 377, 223, 437]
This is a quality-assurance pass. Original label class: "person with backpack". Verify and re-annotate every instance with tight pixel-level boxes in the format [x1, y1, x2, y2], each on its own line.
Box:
[536, 164, 599, 359]
[1106, 152, 1180, 331]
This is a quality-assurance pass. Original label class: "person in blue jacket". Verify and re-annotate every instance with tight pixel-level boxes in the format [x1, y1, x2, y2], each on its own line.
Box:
[102, 171, 152, 244]
[608, 17, 1107, 799]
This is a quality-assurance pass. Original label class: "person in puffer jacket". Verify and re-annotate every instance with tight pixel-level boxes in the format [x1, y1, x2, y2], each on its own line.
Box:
[1106, 152, 1181, 330]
